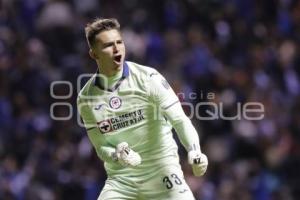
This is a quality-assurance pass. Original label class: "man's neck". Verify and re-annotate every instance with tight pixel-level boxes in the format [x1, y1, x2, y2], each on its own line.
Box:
[97, 67, 116, 77]
[98, 67, 123, 89]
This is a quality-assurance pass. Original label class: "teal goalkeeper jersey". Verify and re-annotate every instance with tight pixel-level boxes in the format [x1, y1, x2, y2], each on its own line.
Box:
[77, 61, 200, 177]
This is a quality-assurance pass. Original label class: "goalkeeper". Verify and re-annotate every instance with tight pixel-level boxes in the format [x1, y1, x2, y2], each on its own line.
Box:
[77, 18, 208, 200]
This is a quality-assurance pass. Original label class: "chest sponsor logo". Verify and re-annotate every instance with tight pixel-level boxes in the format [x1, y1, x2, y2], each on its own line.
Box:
[109, 96, 122, 109]
[97, 109, 145, 134]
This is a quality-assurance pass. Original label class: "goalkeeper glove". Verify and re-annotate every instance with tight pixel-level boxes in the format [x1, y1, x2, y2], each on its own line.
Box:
[114, 142, 141, 167]
[188, 150, 208, 176]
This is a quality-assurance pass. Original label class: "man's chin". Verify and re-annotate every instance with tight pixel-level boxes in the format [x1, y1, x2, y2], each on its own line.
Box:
[113, 62, 123, 71]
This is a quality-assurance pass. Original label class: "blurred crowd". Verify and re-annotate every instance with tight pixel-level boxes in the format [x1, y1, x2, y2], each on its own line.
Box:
[1, 0, 300, 199]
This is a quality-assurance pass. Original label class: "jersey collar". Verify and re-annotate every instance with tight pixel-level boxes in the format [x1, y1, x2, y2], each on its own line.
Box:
[93, 61, 129, 92]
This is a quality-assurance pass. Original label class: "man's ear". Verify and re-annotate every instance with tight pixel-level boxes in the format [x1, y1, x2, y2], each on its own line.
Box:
[89, 49, 98, 60]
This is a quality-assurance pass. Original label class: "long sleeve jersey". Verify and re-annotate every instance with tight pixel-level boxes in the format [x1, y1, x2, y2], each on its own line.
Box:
[77, 61, 201, 177]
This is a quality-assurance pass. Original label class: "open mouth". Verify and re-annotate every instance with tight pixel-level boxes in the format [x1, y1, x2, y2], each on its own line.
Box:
[114, 55, 122, 63]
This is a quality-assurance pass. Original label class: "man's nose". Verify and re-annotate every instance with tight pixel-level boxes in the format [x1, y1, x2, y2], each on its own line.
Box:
[113, 43, 119, 53]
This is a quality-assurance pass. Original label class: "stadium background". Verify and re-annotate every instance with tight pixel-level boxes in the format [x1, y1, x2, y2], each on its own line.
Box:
[1, 0, 300, 199]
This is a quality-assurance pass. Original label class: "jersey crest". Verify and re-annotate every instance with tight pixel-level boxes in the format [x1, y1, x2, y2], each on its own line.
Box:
[109, 96, 122, 109]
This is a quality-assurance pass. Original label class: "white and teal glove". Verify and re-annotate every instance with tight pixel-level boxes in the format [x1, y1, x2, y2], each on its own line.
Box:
[188, 150, 208, 176]
[113, 142, 141, 167]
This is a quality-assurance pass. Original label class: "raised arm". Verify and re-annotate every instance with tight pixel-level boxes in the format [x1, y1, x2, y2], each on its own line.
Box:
[77, 96, 141, 166]
[148, 71, 208, 176]
[77, 97, 116, 162]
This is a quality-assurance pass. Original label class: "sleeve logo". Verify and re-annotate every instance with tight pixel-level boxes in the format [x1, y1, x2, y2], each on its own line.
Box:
[161, 79, 170, 89]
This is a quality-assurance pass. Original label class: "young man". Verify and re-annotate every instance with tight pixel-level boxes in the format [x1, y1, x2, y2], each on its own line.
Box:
[77, 18, 208, 200]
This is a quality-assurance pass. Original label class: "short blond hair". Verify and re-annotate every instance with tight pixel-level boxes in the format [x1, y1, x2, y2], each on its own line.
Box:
[85, 18, 120, 48]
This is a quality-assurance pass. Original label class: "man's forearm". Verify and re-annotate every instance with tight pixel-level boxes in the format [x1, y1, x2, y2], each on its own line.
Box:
[163, 102, 201, 152]
[97, 146, 117, 163]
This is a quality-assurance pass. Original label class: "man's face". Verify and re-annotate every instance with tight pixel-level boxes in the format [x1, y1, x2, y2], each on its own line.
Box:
[91, 29, 126, 75]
